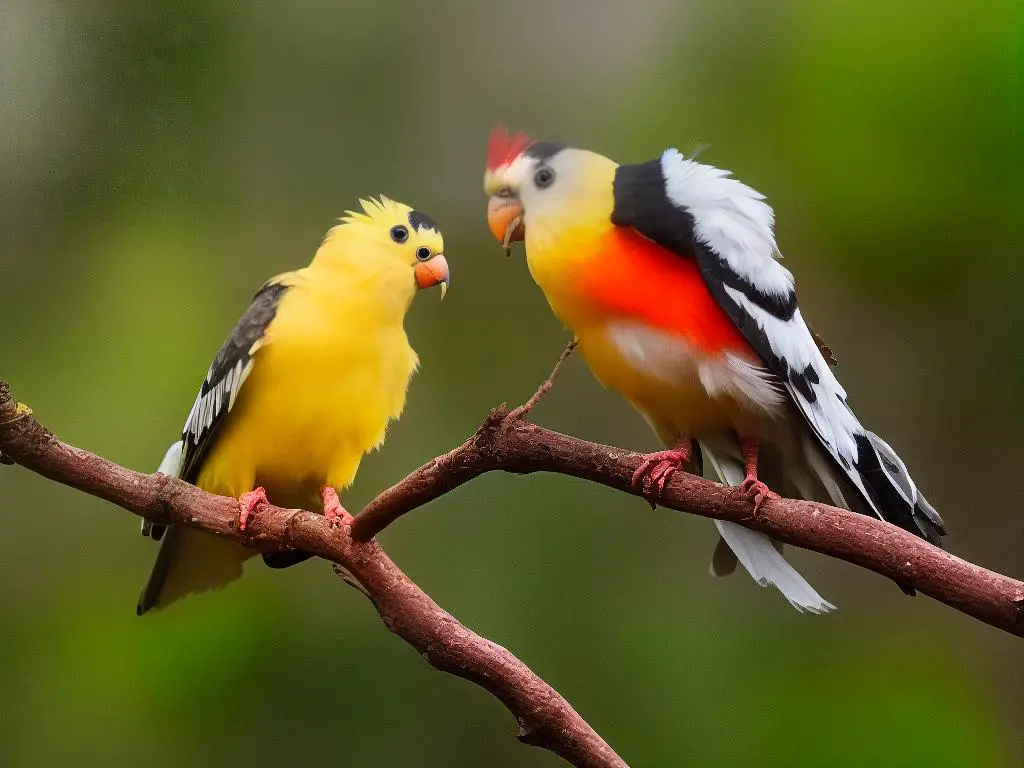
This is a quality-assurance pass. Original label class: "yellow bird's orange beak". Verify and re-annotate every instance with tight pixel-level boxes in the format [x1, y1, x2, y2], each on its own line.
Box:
[414, 254, 450, 300]
[487, 195, 524, 256]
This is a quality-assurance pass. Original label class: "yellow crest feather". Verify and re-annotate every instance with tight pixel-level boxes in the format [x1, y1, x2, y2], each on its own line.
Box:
[340, 195, 411, 226]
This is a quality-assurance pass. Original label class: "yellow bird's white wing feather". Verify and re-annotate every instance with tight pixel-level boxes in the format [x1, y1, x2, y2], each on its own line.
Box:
[137, 278, 291, 615]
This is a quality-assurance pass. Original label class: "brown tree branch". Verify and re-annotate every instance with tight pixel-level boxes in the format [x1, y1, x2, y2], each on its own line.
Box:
[354, 411, 1023, 637]
[2, 348, 1022, 768]
[0, 379, 628, 768]
[347, 363, 1021, 638]
[356, 409, 1023, 634]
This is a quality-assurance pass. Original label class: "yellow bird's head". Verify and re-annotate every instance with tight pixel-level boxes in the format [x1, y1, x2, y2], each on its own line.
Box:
[317, 196, 449, 298]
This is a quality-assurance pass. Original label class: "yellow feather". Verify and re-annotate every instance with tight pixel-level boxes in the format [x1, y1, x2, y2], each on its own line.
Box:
[197, 260, 419, 497]
[143, 199, 439, 611]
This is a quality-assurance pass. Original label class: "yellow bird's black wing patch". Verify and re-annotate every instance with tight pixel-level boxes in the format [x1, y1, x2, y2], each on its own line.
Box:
[145, 281, 288, 542]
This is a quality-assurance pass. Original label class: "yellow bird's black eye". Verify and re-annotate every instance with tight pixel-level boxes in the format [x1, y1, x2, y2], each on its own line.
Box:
[390, 225, 409, 243]
[415, 246, 431, 262]
[534, 167, 555, 188]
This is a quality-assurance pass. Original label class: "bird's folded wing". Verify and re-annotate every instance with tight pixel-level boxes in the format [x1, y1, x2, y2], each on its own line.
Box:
[612, 150, 944, 542]
[143, 276, 293, 540]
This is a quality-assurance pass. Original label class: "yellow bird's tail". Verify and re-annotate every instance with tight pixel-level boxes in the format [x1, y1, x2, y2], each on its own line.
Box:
[137, 527, 255, 615]
[137, 439, 256, 615]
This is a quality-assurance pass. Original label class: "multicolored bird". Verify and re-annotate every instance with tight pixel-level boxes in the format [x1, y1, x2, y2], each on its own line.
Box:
[483, 127, 944, 612]
[137, 197, 449, 615]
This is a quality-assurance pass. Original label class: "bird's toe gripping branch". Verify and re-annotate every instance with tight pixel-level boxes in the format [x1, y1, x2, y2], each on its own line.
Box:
[321, 486, 352, 526]
[631, 439, 695, 506]
[237, 487, 269, 532]
[740, 477, 778, 513]
[739, 437, 779, 513]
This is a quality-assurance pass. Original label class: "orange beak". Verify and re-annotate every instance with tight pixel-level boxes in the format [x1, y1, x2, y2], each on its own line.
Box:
[414, 253, 449, 300]
[487, 195, 525, 255]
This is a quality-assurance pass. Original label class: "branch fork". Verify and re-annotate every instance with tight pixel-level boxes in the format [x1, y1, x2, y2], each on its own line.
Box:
[1, 341, 1021, 768]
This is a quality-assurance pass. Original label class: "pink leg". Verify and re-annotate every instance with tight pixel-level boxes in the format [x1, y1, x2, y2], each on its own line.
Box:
[630, 438, 694, 503]
[739, 438, 779, 512]
[321, 486, 352, 526]
[238, 487, 268, 532]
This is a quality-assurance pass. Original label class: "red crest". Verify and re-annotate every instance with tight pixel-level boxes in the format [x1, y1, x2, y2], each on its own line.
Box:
[487, 125, 534, 171]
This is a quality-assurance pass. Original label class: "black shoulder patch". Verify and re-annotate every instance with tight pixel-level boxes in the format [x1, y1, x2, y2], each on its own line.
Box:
[613, 160, 797, 321]
[524, 141, 567, 164]
[178, 281, 288, 483]
[611, 160, 698, 256]
[408, 210, 439, 232]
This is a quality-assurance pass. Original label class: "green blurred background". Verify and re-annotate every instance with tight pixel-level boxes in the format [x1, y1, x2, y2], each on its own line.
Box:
[1, 1, 1021, 766]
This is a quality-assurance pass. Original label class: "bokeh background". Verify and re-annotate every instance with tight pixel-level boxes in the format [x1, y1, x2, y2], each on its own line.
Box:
[1, 1, 1021, 766]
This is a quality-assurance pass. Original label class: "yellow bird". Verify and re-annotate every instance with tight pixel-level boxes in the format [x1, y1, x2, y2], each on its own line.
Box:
[137, 197, 449, 615]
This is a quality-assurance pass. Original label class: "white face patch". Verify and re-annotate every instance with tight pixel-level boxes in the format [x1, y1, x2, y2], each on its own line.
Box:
[495, 149, 618, 238]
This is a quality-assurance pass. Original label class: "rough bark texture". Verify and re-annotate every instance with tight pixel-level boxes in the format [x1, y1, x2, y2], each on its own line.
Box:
[0, 379, 627, 768]
[2, 359, 1022, 765]
[353, 409, 1024, 638]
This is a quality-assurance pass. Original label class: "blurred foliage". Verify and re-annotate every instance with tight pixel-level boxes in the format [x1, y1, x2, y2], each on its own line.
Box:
[0, 1, 1020, 766]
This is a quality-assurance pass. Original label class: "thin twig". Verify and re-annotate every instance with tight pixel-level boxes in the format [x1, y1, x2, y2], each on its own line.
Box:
[351, 340, 577, 541]
[510, 338, 578, 420]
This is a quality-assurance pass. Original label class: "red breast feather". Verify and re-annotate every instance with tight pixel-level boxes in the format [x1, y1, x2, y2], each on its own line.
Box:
[582, 227, 755, 358]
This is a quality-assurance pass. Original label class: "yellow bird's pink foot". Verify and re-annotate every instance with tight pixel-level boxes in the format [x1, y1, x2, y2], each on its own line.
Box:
[631, 438, 694, 503]
[321, 486, 351, 526]
[238, 487, 269, 532]
[740, 438, 779, 512]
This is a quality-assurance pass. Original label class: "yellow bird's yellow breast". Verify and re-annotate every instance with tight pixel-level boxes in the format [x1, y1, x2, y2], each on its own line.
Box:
[196, 274, 418, 502]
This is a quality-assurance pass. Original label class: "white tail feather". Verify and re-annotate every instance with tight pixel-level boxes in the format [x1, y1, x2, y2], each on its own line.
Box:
[156, 440, 184, 477]
[800, 435, 851, 509]
[699, 440, 836, 613]
[141, 440, 184, 538]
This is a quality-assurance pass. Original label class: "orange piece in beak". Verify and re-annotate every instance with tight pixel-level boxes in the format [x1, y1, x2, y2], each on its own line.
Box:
[487, 196, 525, 251]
